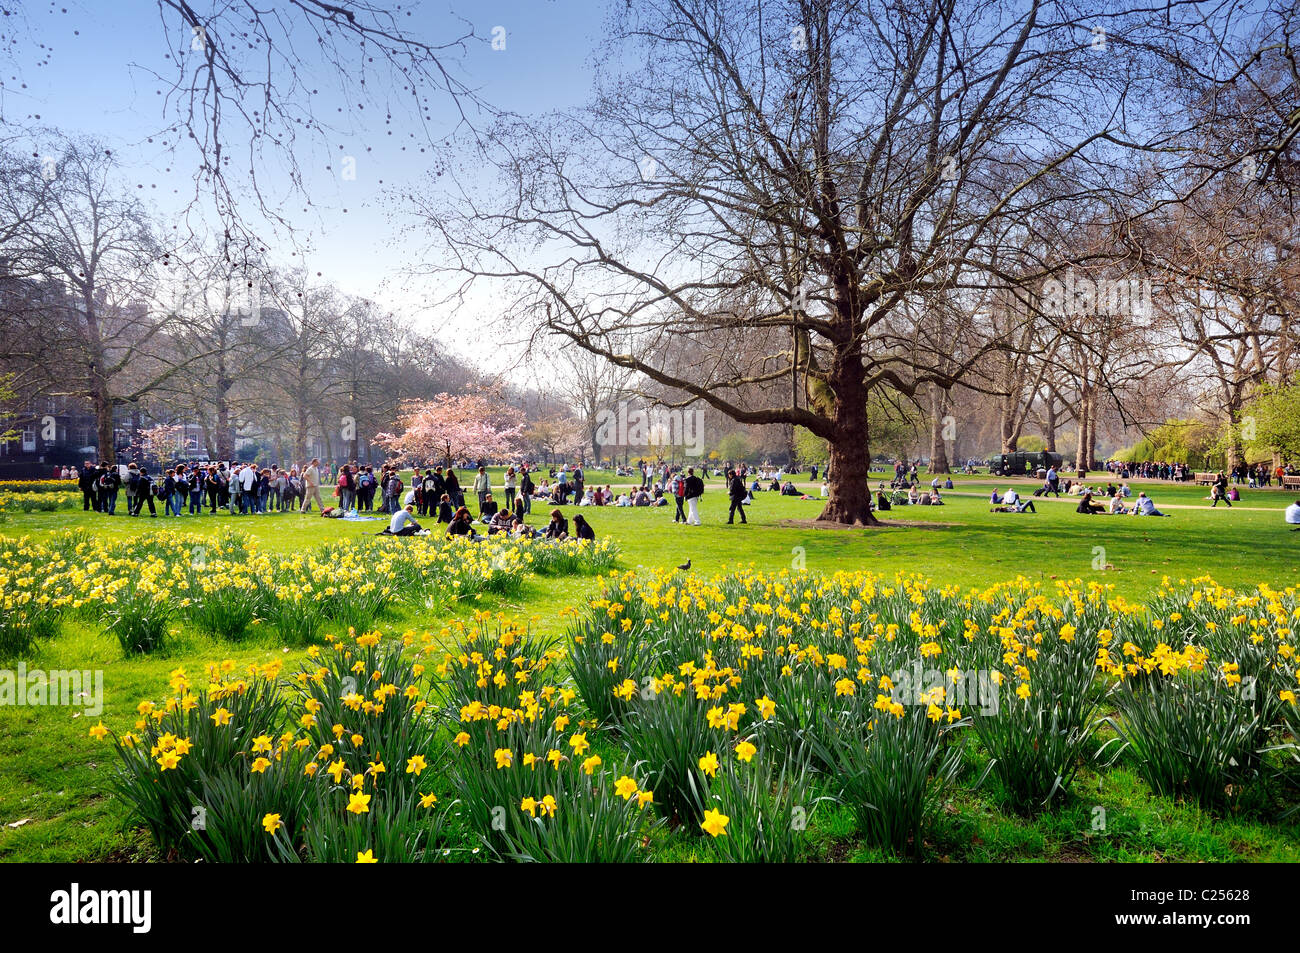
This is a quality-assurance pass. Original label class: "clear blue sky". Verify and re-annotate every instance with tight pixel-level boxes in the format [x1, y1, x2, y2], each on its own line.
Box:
[2, 0, 606, 346]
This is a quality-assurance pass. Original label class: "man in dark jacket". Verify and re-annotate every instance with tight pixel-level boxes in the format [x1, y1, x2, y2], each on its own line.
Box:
[79, 462, 97, 511]
[443, 467, 462, 508]
[727, 469, 748, 524]
[520, 466, 535, 515]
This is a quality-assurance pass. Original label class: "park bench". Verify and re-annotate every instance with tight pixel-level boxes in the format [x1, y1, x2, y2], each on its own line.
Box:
[1193, 471, 1217, 485]
[1283, 475, 1300, 491]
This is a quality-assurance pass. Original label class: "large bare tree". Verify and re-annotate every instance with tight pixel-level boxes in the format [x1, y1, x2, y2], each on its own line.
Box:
[411, 0, 1243, 524]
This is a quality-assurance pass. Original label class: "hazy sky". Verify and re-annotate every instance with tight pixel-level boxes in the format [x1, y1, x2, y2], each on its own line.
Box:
[2, 0, 609, 366]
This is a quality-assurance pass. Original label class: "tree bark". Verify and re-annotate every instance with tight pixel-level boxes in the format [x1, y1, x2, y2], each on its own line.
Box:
[93, 385, 116, 465]
[817, 347, 878, 526]
[927, 384, 951, 473]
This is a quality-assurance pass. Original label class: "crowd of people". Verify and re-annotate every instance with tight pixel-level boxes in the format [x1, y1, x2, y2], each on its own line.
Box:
[58, 451, 1300, 534]
[1106, 459, 1297, 486]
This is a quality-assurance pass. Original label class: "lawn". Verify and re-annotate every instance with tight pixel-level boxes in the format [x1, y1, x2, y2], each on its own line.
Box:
[0, 472, 1297, 862]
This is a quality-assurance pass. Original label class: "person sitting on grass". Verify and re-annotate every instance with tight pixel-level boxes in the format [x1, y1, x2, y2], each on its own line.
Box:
[1284, 499, 1300, 530]
[875, 489, 892, 511]
[447, 506, 484, 540]
[387, 503, 422, 536]
[488, 508, 516, 535]
[1108, 493, 1127, 515]
[543, 508, 570, 540]
[479, 492, 499, 520]
[1076, 491, 1106, 514]
[990, 487, 1004, 505]
[1004, 488, 1035, 513]
[437, 492, 454, 524]
[1132, 492, 1170, 517]
[928, 488, 943, 505]
[907, 485, 920, 505]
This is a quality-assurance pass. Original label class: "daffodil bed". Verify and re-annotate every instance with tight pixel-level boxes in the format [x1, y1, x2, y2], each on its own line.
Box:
[0, 529, 619, 659]
[81, 570, 1300, 863]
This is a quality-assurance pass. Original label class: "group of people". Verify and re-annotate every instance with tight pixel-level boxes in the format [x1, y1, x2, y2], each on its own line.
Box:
[988, 473, 1170, 517]
[1107, 459, 1296, 487]
[385, 499, 596, 544]
[77, 460, 311, 517]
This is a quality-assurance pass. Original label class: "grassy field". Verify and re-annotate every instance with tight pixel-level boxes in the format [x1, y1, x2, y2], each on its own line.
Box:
[1, 470, 1297, 862]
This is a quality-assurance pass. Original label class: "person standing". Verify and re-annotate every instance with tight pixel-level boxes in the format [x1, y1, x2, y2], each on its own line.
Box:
[726, 469, 748, 524]
[684, 466, 704, 525]
[383, 468, 405, 514]
[520, 466, 534, 515]
[134, 467, 157, 517]
[1046, 465, 1060, 496]
[444, 466, 463, 509]
[173, 465, 190, 517]
[238, 460, 257, 514]
[79, 462, 96, 511]
[300, 458, 325, 513]
[102, 464, 121, 514]
[672, 470, 687, 523]
[473, 465, 491, 514]
[123, 462, 140, 515]
[504, 466, 518, 511]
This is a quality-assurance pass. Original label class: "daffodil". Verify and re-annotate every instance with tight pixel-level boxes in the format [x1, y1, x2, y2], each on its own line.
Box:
[700, 808, 729, 837]
[346, 792, 371, 815]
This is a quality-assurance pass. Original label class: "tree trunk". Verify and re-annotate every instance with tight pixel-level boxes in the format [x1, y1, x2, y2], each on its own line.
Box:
[93, 386, 116, 465]
[214, 380, 236, 460]
[294, 408, 308, 465]
[1084, 391, 1097, 469]
[1074, 385, 1091, 472]
[927, 384, 951, 473]
[1000, 406, 1020, 454]
[1043, 396, 1058, 453]
[817, 350, 878, 526]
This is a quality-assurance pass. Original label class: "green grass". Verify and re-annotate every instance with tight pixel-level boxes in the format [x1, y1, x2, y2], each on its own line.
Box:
[1, 472, 1297, 862]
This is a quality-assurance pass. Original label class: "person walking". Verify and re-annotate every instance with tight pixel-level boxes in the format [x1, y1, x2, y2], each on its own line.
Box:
[1046, 465, 1060, 496]
[684, 466, 704, 525]
[1211, 471, 1232, 507]
[672, 470, 687, 523]
[726, 469, 748, 524]
[300, 458, 325, 513]
[134, 467, 158, 517]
